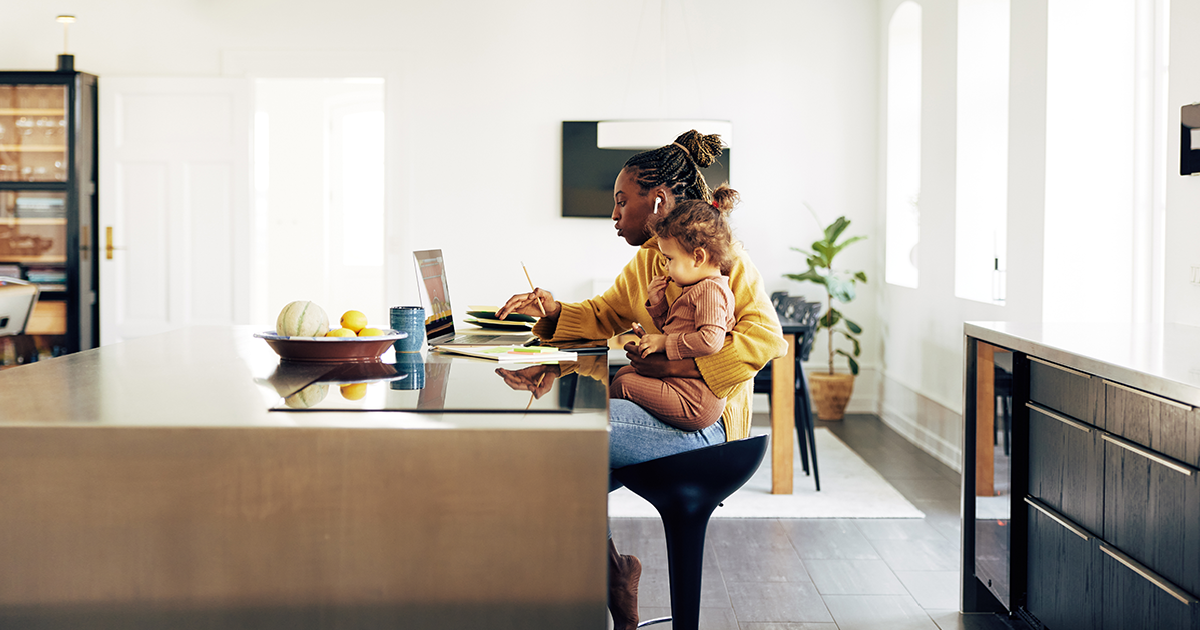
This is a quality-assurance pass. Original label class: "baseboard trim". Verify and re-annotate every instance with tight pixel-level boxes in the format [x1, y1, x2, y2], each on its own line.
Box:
[878, 400, 963, 473]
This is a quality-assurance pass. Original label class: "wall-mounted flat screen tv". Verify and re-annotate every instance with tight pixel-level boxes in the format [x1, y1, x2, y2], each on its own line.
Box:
[561, 121, 731, 218]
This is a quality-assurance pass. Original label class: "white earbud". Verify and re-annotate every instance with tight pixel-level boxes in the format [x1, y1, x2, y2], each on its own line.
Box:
[654, 197, 661, 214]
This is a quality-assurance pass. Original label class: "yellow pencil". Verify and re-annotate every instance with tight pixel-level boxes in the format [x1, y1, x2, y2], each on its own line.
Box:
[521, 261, 547, 317]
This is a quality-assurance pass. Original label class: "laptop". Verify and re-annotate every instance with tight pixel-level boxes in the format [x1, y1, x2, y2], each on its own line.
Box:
[413, 249, 534, 347]
[0, 277, 39, 337]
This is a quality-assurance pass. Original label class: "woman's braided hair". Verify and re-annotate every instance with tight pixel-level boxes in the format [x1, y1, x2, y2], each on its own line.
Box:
[649, 184, 741, 275]
[623, 129, 724, 202]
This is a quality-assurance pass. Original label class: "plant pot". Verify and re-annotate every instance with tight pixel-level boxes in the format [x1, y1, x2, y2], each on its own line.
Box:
[808, 372, 856, 421]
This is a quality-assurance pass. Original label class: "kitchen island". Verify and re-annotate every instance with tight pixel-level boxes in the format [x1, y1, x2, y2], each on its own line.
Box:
[0, 326, 610, 629]
[962, 322, 1200, 629]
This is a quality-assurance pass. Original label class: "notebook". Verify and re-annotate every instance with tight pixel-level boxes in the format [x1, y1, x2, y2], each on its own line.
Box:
[413, 249, 534, 347]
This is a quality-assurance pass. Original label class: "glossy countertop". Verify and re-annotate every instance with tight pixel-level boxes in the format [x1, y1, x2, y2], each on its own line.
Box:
[0, 325, 610, 431]
[965, 321, 1200, 407]
[0, 326, 611, 628]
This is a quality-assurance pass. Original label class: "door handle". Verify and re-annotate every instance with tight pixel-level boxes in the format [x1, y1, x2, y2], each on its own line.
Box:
[105, 226, 126, 260]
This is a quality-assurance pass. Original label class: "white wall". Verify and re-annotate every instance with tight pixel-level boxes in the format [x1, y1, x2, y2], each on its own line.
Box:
[1042, 0, 1137, 324]
[875, 0, 1188, 471]
[2, 0, 883, 386]
[874, 0, 1049, 469]
[1165, 0, 1200, 327]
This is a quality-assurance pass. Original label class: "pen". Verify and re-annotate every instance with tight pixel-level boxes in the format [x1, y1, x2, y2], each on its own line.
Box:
[521, 261, 547, 317]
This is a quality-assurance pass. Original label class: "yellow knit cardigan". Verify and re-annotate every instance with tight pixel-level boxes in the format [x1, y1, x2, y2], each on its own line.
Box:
[533, 237, 787, 440]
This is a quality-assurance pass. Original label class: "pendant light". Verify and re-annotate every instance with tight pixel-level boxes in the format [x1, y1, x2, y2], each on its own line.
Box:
[56, 15, 76, 72]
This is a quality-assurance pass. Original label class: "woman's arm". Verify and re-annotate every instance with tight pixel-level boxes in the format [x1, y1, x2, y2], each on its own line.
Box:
[533, 248, 657, 342]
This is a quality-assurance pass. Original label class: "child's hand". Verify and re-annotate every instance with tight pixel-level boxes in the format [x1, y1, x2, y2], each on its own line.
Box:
[638, 333, 667, 357]
[647, 275, 670, 305]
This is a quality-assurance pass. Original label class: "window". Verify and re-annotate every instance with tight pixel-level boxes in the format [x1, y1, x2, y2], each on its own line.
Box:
[885, 2, 922, 289]
[955, 0, 1010, 304]
[252, 78, 385, 324]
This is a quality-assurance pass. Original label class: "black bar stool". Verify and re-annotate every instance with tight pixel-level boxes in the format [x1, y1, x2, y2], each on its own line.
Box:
[611, 434, 769, 630]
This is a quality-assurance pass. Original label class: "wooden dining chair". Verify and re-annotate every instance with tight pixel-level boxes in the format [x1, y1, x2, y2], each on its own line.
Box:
[754, 293, 823, 490]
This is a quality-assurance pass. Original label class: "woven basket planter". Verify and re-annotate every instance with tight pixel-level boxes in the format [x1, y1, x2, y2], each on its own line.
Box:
[808, 372, 856, 421]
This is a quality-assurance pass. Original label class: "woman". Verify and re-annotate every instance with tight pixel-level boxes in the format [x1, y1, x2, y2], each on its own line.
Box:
[498, 130, 786, 629]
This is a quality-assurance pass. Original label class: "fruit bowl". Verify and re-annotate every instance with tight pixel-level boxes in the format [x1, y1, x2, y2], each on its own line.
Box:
[255, 330, 408, 362]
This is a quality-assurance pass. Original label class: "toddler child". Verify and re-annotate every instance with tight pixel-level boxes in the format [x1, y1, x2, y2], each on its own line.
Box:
[610, 185, 740, 431]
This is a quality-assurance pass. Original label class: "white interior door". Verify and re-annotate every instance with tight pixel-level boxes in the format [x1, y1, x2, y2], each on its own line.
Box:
[99, 78, 250, 345]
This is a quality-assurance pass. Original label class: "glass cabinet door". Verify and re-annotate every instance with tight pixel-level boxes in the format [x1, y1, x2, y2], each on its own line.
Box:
[0, 191, 68, 267]
[0, 84, 69, 183]
[0, 189, 69, 361]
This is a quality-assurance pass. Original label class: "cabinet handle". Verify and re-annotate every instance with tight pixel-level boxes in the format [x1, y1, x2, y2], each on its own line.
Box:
[1100, 542, 1199, 605]
[1102, 433, 1195, 476]
[1102, 380, 1192, 411]
[1026, 402, 1092, 433]
[1024, 496, 1092, 541]
[1029, 355, 1090, 378]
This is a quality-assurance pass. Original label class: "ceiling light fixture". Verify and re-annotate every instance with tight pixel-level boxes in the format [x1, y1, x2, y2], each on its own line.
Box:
[56, 15, 76, 72]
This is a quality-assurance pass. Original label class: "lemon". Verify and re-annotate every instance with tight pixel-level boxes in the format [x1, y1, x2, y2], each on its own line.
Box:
[341, 310, 368, 333]
[340, 383, 368, 400]
[326, 327, 356, 338]
[358, 327, 384, 337]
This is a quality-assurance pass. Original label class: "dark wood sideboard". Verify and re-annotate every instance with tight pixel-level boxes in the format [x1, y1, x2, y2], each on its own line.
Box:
[962, 322, 1200, 629]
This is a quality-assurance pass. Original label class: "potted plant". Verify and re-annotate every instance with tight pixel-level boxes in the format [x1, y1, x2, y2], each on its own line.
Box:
[784, 213, 867, 421]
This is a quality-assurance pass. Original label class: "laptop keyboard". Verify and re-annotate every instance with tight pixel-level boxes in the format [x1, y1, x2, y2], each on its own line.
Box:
[455, 334, 501, 344]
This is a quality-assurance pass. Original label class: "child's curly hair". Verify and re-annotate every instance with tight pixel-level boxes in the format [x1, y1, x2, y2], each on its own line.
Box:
[649, 184, 741, 275]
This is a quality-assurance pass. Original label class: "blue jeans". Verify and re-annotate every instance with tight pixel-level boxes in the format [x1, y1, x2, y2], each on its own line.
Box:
[608, 398, 727, 493]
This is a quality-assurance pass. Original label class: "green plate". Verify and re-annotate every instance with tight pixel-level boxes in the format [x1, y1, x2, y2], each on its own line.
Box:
[466, 309, 536, 323]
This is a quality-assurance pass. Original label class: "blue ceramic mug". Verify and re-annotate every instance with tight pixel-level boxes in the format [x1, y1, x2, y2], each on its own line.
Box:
[390, 306, 425, 353]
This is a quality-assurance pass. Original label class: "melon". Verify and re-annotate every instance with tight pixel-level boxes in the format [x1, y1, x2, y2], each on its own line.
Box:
[285, 383, 329, 409]
[276, 300, 330, 337]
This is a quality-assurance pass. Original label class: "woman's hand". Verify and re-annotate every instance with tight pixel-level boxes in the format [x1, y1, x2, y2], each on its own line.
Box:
[623, 341, 702, 378]
[637, 333, 667, 357]
[495, 364, 561, 398]
[497, 288, 560, 320]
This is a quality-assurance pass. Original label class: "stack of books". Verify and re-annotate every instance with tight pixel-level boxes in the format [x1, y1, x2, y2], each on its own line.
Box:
[14, 196, 65, 219]
[25, 266, 66, 291]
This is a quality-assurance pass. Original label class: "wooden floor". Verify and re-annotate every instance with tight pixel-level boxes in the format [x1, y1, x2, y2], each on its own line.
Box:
[609, 413, 1030, 630]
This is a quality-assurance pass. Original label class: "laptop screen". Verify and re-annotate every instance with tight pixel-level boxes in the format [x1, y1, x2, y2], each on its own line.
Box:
[413, 249, 454, 342]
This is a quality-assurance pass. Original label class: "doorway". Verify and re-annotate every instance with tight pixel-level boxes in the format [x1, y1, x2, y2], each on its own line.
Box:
[250, 78, 385, 328]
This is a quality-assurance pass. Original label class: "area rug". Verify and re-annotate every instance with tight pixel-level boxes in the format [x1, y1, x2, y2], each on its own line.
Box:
[609, 427, 926, 519]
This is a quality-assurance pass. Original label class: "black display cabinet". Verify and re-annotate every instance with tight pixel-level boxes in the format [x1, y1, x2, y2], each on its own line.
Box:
[0, 70, 98, 366]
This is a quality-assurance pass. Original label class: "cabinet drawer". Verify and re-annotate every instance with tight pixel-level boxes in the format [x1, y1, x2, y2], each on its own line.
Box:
[1103, 434, 1200, 597]
[1100, 542, 1199, 630]
[1029, 356, 1095, 425]
[1105, 380, 1200, 469]
[1026, 498, 1101, 630]
[1027, 402, 1104, 534]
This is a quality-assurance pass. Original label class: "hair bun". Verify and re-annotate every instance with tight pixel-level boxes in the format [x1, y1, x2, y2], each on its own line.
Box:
[673, 130, 724, 168]
[710, 183, 740, 215]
